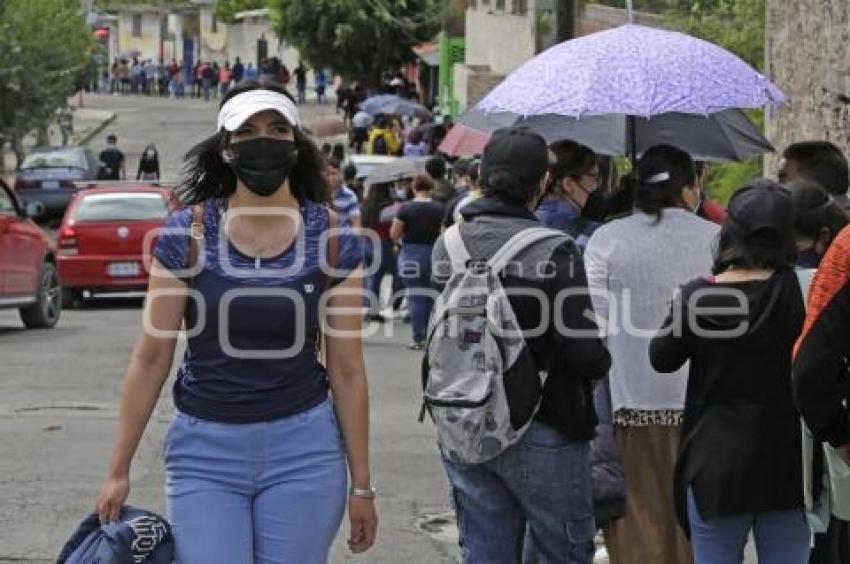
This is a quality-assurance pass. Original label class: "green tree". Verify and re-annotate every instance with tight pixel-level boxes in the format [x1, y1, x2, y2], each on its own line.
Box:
[665, 0, 766, 202]
[0, 0, 95, 169]
[267, 0, 441, 84]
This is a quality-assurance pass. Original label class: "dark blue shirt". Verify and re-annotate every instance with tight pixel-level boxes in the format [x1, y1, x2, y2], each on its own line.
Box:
[154, 198, 363, 423]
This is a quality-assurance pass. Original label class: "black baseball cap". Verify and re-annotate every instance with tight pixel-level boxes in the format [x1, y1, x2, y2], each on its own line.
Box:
[480, 127, 550, 191]
[727, 179, 794, 249]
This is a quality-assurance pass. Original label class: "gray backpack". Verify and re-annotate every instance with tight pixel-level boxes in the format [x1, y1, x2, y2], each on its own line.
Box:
[421, 225, 570, 464]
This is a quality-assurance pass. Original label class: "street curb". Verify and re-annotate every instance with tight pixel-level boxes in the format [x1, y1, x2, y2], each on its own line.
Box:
[75, 112, 117, 147]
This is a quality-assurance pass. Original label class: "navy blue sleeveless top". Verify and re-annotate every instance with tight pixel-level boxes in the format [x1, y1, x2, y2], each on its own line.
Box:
[154, 198, 363, 423]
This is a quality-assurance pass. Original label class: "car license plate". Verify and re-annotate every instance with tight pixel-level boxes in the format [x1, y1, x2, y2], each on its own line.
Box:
[41, 180, 59, 189]
[107, 262, 140, 277]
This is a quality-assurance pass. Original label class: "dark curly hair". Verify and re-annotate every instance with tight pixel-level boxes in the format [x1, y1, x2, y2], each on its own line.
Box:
[176, 79, 328, 205]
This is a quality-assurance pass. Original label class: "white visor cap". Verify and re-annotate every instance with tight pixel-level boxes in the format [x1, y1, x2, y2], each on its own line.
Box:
[216, 90, 302, 132]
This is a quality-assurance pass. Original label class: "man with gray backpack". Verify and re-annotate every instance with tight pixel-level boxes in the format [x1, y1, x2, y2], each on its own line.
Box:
[425, 128, 611, 563]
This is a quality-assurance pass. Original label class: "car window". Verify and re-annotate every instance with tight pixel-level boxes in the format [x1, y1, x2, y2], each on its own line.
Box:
[74, 193, 168, 222]
[0, 185, 17, 216]
[22, 149, 87, 170]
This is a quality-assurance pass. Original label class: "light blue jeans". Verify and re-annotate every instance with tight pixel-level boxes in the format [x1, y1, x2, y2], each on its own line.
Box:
[164, 398, 347, 564]
[443, 422, 596, 564]
[687, 487, 811, 564]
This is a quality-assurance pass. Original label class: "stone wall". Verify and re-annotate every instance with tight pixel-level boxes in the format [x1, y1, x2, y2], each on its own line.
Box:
[767, 0, 850, 171]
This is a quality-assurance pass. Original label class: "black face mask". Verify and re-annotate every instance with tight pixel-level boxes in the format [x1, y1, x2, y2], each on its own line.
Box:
[224, 138, 298, 197]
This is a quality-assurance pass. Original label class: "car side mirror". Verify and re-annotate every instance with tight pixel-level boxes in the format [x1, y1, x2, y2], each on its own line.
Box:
[25, 201, 45, 220]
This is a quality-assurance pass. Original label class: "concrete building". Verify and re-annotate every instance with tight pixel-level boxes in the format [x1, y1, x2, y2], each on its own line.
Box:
[766, 0, 850, 168]
[452, 2, 656, 112]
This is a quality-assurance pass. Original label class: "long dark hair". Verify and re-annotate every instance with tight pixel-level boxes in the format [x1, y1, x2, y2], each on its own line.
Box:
[634, 144, 696, 221]
[361, 183, 393, 228]
[789, 180, 849, 243]
[176, 79, 328, 205]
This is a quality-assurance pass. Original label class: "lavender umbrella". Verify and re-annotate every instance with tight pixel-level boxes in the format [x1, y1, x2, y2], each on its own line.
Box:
[476, 24, 784, 118]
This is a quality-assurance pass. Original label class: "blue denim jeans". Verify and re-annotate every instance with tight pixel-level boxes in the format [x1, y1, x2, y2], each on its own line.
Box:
[164, 399, 347, 564]
[366, 239, 397, 314]
[399, 243, 435, 343]
[687, 488, 811, 564]
[443, 422, 596, 564]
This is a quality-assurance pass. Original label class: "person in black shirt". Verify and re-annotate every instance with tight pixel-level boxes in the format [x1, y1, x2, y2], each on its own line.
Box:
[390, 174, 444, 349]
[137, 144, 161, 181]
[98, 134, 125, 180]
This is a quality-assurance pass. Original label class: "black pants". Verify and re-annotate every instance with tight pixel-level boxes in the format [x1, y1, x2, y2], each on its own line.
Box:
[810, 517, 850, 564]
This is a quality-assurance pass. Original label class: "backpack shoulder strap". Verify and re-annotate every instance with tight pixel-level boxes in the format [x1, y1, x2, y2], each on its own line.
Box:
[444, 224, 471, 272]
[488, 227, 569, 273]
[187, 203, 205, 273]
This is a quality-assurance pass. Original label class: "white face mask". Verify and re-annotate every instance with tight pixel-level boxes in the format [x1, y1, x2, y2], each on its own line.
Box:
[394, 188, 408, 200]
[146, 150, 155, 158]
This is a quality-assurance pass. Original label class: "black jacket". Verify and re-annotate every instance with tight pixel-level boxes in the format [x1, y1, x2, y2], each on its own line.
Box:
[432, 196, 611, 440]
[650, 270, 805, 534]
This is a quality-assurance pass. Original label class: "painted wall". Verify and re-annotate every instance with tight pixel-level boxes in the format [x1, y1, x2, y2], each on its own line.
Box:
[465, 0, 537, 76]
[117, 12, 161, 61]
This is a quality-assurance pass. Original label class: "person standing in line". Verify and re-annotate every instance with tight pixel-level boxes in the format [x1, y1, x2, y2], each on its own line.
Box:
[584, 145, 719, 564]
[389, 175, 444, 349]
[780, 141, 850, 212]
[790, 184, 850, 564]
[431, 128, 611, 563]
[535, 140, 604, 251]
[200, 62, 214, 102]
[94, 80, 377, 562]
[442, 160, 482, 229]
[295, 63, 308, 104]
[650, 180, 809, 564]
[136, 144, 161, 182]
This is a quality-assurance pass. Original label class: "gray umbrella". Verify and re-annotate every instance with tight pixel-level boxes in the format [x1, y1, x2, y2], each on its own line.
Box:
[379, 99, 432, 120]
[365, 157, 429, 185]
[455, 108, 773, 162]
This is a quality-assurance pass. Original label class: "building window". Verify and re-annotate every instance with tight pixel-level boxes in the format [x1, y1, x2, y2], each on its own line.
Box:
[131, 14, 142, 38]
[512, 0, 527, 14]
[496, 0, 505, 9]
[211, 13, 218, 33]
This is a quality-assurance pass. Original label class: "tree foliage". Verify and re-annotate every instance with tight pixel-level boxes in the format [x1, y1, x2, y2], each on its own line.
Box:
[0, 0, 94, 165]
[267, 0, 441, 83]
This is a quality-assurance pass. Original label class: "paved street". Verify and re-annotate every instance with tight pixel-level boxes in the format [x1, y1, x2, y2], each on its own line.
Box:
[0, 94, 456, 563]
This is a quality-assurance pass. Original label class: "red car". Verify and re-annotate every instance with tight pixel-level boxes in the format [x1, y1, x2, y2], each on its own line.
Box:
[56, 185, 181, 307]
[0, 179, 61, 328]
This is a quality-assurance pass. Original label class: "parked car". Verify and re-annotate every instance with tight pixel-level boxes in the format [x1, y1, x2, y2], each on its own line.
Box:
[14, 146, 100, 225]
[56, 185, 180, 307]
[0, 179, 61, 329]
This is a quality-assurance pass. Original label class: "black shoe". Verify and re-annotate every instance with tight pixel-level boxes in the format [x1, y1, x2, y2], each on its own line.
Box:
[366, 313, 387, 323]
[408, 342, 425, 351]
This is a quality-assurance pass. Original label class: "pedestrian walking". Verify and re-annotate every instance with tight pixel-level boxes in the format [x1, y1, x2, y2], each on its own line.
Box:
[316, 69, 328, 105]
[425, 157, 457, 205]
[584, 145, 720, 564]
[788, 182, 850, 564]
[389, 175, 444, 349]
[219, 62, 232, 98]
[94, 80, 377, 563]
[351, 110, 373, 154]
[650, 180, 809, 564]
[201, 62, 214, 102]
[442, 160, 482, 229]
[57, 105, 74, 147]
[243, 62, 258, 82]
[326, 158, 361, 228]
[780, 141, 850, 212]
[97, 134, 126, 181]
[361, 182, 401, 323]
[136, 144, 161, 182]
[232, 57, 245, 84]
[295, 63, 307, 104]
[429, 127, 611, 563]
